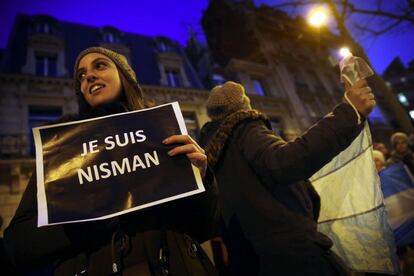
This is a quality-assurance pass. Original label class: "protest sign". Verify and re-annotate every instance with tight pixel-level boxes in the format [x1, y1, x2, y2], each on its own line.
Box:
[33, 102, 204, 226]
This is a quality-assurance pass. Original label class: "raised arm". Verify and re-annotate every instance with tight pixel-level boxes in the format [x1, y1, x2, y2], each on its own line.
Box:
[237, 79, 375, 185]
[236, 103, 363, 185]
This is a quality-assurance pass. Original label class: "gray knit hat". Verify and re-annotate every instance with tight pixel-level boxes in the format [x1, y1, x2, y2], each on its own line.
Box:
[206, 81, 251, 121]
[73, 47, 142, 99]
[390, 132, 408, 148]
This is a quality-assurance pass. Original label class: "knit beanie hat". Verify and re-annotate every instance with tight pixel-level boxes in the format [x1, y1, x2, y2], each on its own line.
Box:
[372, 150, 385, 163]
[206, 81, 251, 121]
[390, 132, 408, 148]
[73, 47, 143, 100]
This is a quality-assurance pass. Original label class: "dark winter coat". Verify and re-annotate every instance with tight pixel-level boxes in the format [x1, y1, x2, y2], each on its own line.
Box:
[200, 103, 364, 275]
[4, 114, 219, 276]
[386, 149, 414, 174]
[4, 171, 218, 276]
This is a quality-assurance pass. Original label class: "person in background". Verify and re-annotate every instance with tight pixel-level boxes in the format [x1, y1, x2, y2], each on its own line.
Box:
[4, 47, 218, 276]
[386, 132, 414, 174]
[373, 150, 386, 173]
[199, 80, 375, 276]
[373, 142, 390, 160]
[382, 132, 414, 276]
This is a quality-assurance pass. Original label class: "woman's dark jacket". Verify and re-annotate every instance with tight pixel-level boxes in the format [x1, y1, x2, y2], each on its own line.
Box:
[200, 103, 364, 275]
[4, 114, 219, 276]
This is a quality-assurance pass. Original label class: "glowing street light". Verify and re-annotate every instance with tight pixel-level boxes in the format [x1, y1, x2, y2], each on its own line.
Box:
[308, 7, 328, 27]
[308, 6, 328, 57]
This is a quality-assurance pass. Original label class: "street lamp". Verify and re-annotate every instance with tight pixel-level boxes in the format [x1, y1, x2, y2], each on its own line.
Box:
[308, 7, 328, 27]
[308, 6, 328, 56]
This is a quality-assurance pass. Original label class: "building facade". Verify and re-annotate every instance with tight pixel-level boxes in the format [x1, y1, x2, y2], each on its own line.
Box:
[383, 57, 414, 125]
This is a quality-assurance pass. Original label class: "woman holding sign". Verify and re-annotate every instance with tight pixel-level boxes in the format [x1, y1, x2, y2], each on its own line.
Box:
[4, 47, 218, 275]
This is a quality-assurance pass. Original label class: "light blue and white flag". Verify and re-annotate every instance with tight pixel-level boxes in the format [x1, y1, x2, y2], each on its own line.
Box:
[310, 123, 399, 274]
[379, 162, 414, 248]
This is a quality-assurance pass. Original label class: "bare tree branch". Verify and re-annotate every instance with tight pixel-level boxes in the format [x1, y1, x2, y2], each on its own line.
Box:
[271, 0, 322, 9]
[353, 19, 404, 35]
[344, 2, 414, 24]
[340, 0, 349, 20]
[266, 0, 414, 36]
[256, 0, 414, 132]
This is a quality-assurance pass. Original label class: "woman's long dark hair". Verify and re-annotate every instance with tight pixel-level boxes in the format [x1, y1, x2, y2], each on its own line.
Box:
[118, 70, 145, 111]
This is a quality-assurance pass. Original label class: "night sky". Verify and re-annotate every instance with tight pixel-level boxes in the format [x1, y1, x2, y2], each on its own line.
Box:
[0, 0, 413, 74]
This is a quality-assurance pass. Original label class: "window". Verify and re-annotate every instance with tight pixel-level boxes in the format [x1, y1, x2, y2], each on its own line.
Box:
[252, 79, 267, 96]
[0, 135, 27, 157]
[101, 27, 121, 44]
[28, 106, 62, 155]
[103, 32, 119, 43]
[165, 69, 181, 87]
[35, 55, 57, 76]
[158, 51, 189, 87]
[35, 23, 50, 34]
[159, 42, 168, 52]
[104, 33, 114, 43]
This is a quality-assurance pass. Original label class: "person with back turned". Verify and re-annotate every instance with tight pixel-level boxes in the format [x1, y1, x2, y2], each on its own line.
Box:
[199, 80, 375, 275]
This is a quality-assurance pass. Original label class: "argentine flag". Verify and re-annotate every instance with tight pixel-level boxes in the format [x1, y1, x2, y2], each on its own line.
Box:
[379, 162, 414, 248]
[310, 123, 399, 274]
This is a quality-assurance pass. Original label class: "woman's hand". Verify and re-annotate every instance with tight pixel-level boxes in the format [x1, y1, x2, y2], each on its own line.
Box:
[163, 135, 207, 178]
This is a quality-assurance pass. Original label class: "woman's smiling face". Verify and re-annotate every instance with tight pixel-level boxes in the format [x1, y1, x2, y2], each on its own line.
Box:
[77, 53, 122, 108]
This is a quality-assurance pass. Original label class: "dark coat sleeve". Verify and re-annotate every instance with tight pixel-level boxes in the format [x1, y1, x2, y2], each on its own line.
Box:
[235, 103, 364, 185]
[3, 173, 114, 270]
[3, 174, 73, 268]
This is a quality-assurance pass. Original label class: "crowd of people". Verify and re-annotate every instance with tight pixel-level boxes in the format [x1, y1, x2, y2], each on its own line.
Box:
[1, 46, 412, 275]
[373, 133, 414, 174]
[372, 133, 414, 276]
